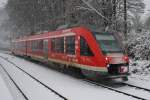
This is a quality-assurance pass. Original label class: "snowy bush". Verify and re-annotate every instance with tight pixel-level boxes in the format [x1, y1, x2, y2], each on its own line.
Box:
[130, 60, 150, 75]
[127, 31, 150, 60]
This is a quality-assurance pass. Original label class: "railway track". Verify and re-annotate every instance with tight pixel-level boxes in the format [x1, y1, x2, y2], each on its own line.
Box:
[122, 82, 150, 93]
[1, 55, 150, 100]
[84, 79, 150, 100]
[0, 63, 29, 100]
[0, 56, 68, 100]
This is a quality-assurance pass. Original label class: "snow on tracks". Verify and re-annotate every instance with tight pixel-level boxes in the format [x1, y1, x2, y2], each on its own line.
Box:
[84, 80, 150, 100]
[0, 56, 66, 100]
[0, 71, 14, 100]
[0, 53, 138, 100]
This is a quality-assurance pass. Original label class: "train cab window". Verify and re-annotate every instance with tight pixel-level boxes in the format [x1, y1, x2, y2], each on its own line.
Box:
[66, 36, 75, 55]
[93, 32, 123, 54]
[80, 37, 94, 56]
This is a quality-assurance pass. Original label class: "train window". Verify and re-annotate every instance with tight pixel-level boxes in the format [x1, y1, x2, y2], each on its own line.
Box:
[43, 39, 48, 53]
[94, 33, 123, 53]
[15, 43, 18, 50]
[31, 41, 36, 51]
[31, 40, 43, 51]
[80, 37, 94, 56]
[51, 37, 64, 53]
[51, 38, 55, 52]
[18, 42, 24, 50]
[66, 36, 75, 55]
[59, 37, 64, 53]
[27, 41, 31, 49]
[21, 42, 26, 50]
[14, 41, 26, 50]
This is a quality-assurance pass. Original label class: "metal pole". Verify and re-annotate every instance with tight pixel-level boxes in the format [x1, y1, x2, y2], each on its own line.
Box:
[112, 0, 116, 31]
[124, 0, 127, 40]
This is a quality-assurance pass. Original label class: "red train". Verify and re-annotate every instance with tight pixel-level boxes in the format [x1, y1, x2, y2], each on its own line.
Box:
[11, 26, 129, 81]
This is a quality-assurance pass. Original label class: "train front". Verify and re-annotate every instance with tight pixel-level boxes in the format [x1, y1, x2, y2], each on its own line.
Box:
[94, 32, 129, 81]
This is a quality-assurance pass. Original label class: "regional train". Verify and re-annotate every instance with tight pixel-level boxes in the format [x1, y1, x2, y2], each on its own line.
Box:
[11, 26, 129, 81]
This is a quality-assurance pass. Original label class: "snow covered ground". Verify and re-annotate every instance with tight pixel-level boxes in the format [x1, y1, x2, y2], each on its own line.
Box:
[0, 52, 150, 100]
[126, 59, 150, 90]
[130, 60, 150, 76]
[0, 73, 13, 100]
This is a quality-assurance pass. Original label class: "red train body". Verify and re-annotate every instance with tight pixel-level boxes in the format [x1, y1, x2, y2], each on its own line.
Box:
[11, 26, 129, 80]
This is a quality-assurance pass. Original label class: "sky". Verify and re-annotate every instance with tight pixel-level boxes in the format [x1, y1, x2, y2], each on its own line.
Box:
[144, 0, 150, 14]
[0, 0, 7, 8]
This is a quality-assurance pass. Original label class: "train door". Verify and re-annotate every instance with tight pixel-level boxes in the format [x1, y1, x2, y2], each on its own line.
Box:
[25, 41, 27, 56]
[43, 39, 48, 59]
[79, 36, 94, 64]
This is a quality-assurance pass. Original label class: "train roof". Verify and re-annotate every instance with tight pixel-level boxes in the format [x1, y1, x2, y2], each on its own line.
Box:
[12, 26, 120, 42]
[13, 26, 90, 42]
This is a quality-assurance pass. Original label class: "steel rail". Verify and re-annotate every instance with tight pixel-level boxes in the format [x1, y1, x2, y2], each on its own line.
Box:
[0, 63, 29, 100]
[122, 82, 150, 92]
[0, 56, 68, 100]
[84, 79, 147, 100]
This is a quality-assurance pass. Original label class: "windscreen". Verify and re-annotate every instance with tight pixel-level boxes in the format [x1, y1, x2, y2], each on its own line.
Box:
[93, 32, 123, 54]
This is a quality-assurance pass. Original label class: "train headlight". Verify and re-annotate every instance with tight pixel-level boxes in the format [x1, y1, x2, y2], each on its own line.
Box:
[105, 57, 108, 61]
[105, 57, 109, 64]
[107, 64, 110, 68]
[105, 56, 111, 64]
[123, 56, 129, 62]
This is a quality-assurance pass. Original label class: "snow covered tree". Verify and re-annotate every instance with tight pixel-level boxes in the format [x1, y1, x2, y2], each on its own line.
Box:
[144, 16, 150, 30]
[5, 0, 145, 39]
[127, 31, 150, 60]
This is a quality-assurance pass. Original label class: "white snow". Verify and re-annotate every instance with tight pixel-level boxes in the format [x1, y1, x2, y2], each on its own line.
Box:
[117, 84, 150, 99]
[0, 72, 13, 100]
[0, 57, 63, 100]
[0, 53, 138, 100]
[0, 0, 7, 8]
[127, 31, 150, 60]
[1, 52, 150, 100]
[124, 59, 150, 90]
[130, 59, 150, 76]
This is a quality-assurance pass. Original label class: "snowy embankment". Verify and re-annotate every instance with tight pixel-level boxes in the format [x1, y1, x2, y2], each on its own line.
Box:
[130, 60, 150, 78]
[0, 57, 63, 100]
[125, 59, 150, 90]
[0, 53, 137, 100]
